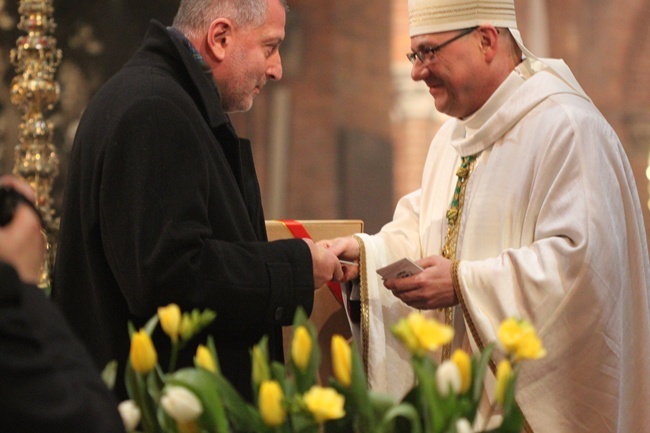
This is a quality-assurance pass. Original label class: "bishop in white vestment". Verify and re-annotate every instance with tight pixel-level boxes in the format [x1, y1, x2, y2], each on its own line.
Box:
[322, 1, 650, 432]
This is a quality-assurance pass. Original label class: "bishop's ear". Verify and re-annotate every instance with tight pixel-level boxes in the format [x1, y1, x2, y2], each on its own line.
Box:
[206, 18, 232, 61]
[476, 26, 500, 61]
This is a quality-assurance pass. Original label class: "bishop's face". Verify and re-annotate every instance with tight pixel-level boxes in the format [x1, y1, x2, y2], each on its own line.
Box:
[409, 27, 492, 119]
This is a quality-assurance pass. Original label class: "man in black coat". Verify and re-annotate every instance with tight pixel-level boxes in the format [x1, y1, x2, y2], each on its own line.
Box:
[0, 175, 124, 433]
[53, 0, 343, 403]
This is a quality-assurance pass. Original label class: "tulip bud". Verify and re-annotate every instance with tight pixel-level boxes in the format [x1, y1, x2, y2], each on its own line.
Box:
[259, 380, 286, 427]
[251, 345, 270, 386]
[158, 304, 182, 342]
[436, 360, 461, 397]
[161, 386, 203, 423]
[179, 314, 194, 341]
[303, 386, 345, 423]
[497, 318, 521, 353]
[456, 418, 474, 433]
[130, 329, 157, 374]
[495, 359, 513, 405]
[451, 349, 472, 393]
[331, 335, 352, 386]
[195, 344, 217, 373]
[291, 326, 312, 371]
[117, 400, 141, 432]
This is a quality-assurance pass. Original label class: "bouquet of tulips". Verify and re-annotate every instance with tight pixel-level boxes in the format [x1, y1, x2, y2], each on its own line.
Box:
[116, 304, 545, 433]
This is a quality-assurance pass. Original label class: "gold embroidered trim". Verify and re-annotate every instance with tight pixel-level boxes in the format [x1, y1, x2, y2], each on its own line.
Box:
[353, 234, 370, 378]
[440, 155, 477, 360]
[451, 259, 461, 295]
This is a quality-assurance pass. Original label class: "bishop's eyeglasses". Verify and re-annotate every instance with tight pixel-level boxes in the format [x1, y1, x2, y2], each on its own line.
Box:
[406, 26, 478, 65]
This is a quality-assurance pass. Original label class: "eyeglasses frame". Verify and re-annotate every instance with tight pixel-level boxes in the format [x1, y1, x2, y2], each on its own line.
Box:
[406, 26, 479, 65]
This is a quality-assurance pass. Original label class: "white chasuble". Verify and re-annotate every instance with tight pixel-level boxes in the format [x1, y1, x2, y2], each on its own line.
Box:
[347, 58, 650, 433]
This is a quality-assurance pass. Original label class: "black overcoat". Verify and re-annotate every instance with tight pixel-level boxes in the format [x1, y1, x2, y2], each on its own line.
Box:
[53, 21, 314, 402]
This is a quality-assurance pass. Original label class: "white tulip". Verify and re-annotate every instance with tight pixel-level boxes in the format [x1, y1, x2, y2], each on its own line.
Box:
[160, 385, 203, 423]
[436, 360, 461, 397]
[117, 400, 141, 432]
[456, 418, 474, 433]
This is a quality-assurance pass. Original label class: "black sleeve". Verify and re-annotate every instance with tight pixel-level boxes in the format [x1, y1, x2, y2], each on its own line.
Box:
[0, 262, 125, 433]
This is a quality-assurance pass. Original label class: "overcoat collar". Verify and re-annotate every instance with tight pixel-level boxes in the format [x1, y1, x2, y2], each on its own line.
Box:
[142, 20, 231, 130]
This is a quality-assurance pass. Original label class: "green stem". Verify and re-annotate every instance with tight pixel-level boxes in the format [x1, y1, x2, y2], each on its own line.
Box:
[168, 340, 179, 372]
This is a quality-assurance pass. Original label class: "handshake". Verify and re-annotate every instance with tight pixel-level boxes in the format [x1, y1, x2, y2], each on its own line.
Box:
[302, 236, 361, 289]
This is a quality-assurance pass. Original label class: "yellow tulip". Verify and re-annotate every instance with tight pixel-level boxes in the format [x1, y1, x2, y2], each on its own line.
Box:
[158, 304, 181, 342]
[195, 344, 217, 373]
[514, 327, 547, 361]
[303, 386, 345, 423]
[291, 326, 312, 371]
[497, 318, 546, 361]
[497, 317, 522, 353]
[451, 349, 472, 393]
[392, 318, 419, 353]
[331, 335, 352, 386]
[259, 380, 286, 427]
[130, 329, 157, 374]
[495, 359, 513, 405]
[393, 312, 454, 355]
[410, 313, 454, 351]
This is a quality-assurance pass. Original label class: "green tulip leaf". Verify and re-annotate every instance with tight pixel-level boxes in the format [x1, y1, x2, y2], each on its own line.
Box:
[377, 402, 422, 433]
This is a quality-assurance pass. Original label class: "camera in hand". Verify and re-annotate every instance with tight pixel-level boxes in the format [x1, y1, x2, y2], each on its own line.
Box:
[0, 186, 43, 227]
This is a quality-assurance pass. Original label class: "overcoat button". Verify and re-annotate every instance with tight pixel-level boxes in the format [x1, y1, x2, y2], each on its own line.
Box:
[275, 307, 284, 320]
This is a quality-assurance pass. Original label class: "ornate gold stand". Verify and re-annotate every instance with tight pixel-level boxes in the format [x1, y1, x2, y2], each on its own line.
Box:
[10, 0, 62, 290]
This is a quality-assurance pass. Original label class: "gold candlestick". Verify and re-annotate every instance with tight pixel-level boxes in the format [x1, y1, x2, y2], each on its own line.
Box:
[10, 0, 62, 290]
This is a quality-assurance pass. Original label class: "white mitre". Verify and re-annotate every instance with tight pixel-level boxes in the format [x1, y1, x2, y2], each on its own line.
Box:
[408, 0, 589, 99]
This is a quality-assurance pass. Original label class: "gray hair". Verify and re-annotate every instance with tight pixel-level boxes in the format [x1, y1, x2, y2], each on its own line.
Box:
[172, 0, 288, 40]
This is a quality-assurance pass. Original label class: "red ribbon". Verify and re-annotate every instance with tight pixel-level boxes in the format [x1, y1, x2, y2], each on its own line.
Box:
[276, 219, 344, 306]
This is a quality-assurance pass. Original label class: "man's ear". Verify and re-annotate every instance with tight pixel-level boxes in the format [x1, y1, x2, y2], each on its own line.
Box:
[477, 26, 499, 62]
[206, 18, 232, 61]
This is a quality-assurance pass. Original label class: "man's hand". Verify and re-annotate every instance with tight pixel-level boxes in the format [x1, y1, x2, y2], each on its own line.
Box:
[0, 175, 46, 284]
[317, 236, 360, 282]
[303, 239, 344, 289]
[383, 255, 457, 310]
